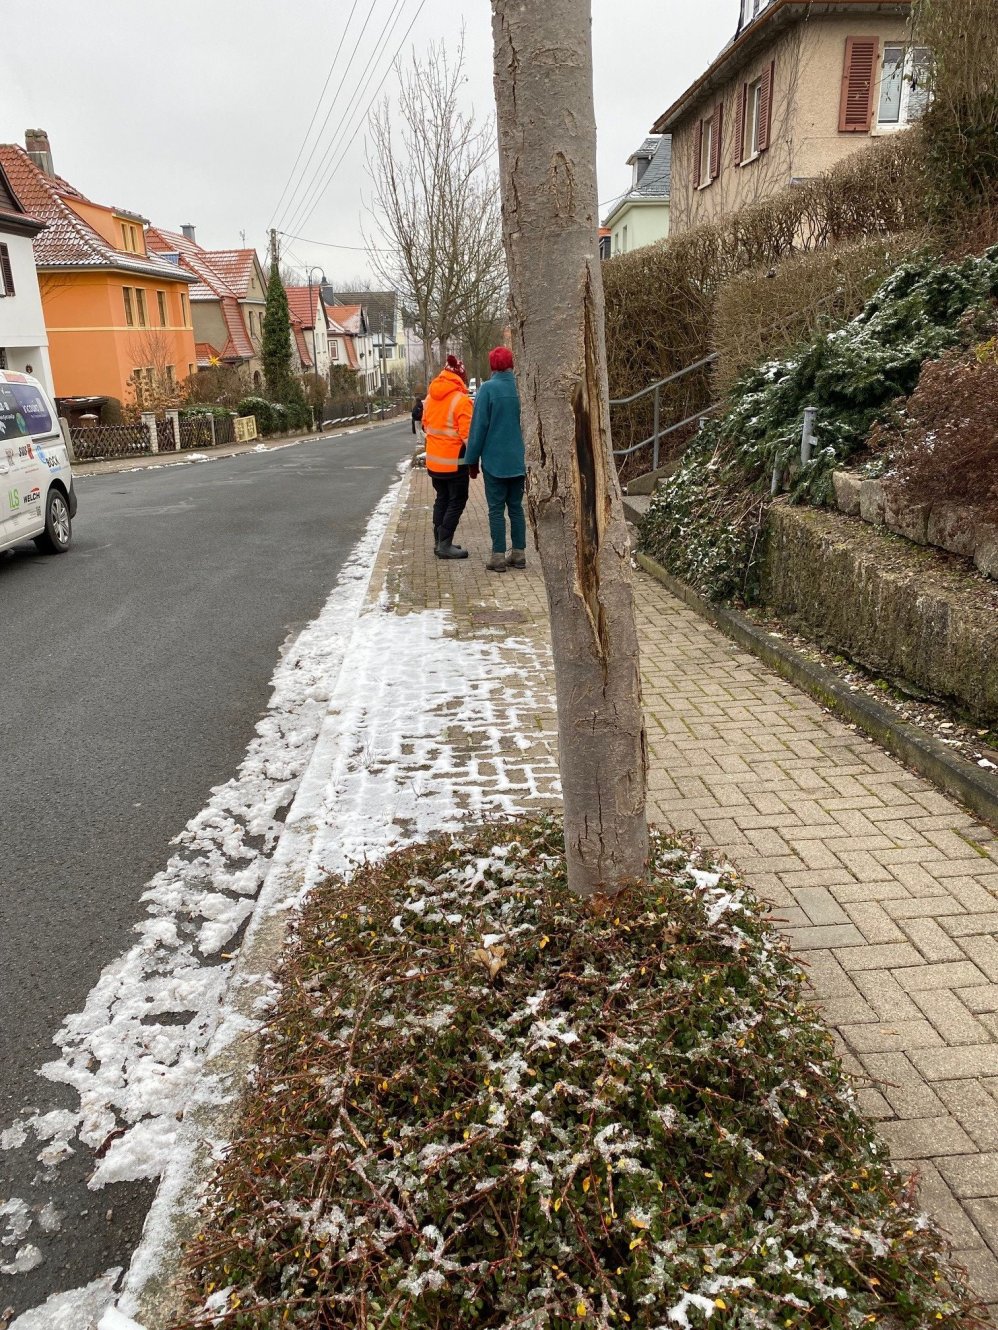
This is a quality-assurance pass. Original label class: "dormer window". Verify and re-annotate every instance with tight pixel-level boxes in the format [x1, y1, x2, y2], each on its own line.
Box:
[741, 0, 768, 26]
[120, 221, 141, 254]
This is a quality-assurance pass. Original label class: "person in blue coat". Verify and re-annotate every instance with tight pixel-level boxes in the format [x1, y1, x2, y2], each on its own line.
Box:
[464, 346, 527, 572]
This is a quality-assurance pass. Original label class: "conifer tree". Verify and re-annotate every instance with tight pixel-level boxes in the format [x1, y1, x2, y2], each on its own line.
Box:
[262, 262, 294, 403]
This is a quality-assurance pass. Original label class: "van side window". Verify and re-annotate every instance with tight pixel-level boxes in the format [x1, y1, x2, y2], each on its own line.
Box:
[0, 383, 54, 438]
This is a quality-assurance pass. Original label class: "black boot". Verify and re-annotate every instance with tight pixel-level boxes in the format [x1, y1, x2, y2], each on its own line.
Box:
[435, 539, 469, 560]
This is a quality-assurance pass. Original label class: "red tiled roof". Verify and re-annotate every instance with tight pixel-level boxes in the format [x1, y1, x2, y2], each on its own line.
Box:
[0, 145, 194, 283]
[325, 304, 364, 336]
[147, 226, 235, 300]
[285, 285, 322, 331]
[290, 314, 313, 370]
[207, 249, 258, 299]
[196, 341, 225, 368]
[340, 336, 360, 370]
[220, 297, 255, 361]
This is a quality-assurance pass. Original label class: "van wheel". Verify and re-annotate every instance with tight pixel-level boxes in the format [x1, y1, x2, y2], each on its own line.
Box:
[35, 489, 72, 554]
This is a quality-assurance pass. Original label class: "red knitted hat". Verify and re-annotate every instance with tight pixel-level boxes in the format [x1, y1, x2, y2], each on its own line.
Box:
[445, 354, 468, 383]
[489, 346, 514, 373]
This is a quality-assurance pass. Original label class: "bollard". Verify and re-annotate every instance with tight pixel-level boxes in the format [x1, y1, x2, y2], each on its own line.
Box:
[801, 406, 818, 464]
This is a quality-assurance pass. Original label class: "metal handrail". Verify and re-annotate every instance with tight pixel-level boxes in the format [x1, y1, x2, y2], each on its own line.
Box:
[610, 352, 720, 469]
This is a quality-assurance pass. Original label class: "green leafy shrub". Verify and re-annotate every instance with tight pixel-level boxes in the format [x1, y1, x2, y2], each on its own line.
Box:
[237, 396, 274, 435]
[177, 821, 979, 1328]
[640, 247, 998, 601]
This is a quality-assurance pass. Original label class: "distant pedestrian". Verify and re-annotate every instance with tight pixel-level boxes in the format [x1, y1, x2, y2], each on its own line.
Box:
[411, 394, 424, 435]
[423, 355, 476, 560]
[465, 347, 526, 572]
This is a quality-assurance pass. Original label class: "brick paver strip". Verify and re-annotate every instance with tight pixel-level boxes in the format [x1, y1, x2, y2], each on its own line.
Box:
[397, 470, 998, 1317]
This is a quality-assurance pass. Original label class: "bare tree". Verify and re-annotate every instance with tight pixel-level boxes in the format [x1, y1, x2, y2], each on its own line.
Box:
[491, 0, 649, 896]
[454, 172, 508, 382]
[126, 328, 185, 414]
[366, 37, 494, 374]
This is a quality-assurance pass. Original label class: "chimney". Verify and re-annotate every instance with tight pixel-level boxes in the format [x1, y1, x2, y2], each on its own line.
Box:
[25, 129, 54, 176]
[181, 223, 196, 243]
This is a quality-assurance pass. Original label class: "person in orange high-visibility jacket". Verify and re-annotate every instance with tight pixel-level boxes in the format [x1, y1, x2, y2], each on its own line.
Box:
[423, 354, 477, 560]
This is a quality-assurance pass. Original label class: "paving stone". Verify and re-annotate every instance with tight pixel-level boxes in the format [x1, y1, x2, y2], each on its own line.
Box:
[793, 886, 851, 926]
[877, 1115, 976, 1159]
[912, 1047, 998, 1083]
[894, 961, 990, 992]
[960, 937, 998, 983]
[906, 1161, 989, 1248]
[939, 1153, 998, 1199]
[844, 902, 908, 944]
[960, 986, 998, 1014]
[843, 1020, 945, 1054]
[902, 916, 967, 963]
[861, 1052, 947, 1117]
[835, 942, 924, 971]
[853, 970, 923, 1021]
[941, 912, 998, 939]
[910, 989, 992, 1046]
[815, 994, 881, 1026]
[936, 1082, 998, 1151]
[965, 1199, 998, 1259]
[952, 1247, 998, 1301]
[885, 895, 966, 920]
[788, 923, 866, 951]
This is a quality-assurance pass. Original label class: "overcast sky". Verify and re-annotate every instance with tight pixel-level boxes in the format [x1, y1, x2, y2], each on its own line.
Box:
[5, 0, 734, 285]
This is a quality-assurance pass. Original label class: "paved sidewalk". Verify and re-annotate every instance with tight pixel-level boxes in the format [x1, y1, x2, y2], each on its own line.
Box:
[398, 468, 998, 1318]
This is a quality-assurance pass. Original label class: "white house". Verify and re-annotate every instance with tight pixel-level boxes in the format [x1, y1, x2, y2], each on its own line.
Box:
[602, 135, 672, 256]
[285, 285, 332, 382]
[0, 158, 54, 395]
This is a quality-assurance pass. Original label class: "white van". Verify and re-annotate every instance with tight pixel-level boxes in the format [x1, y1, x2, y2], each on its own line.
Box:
[0, 370, 77, 556]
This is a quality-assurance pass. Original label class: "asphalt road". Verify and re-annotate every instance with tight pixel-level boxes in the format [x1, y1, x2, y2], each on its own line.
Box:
[0, 420, 413, 1317]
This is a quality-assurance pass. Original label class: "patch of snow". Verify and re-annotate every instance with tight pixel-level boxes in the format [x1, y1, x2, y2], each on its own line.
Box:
[667, 1292, 716, 1326]
[1, 1242, 43, 1274]
[9, 1269, 122, 1330]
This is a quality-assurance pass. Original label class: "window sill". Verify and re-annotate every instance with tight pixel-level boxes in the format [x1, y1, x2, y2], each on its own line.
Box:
[871, 121, 910, 135]
[740, 149, 762, 166]
[696, 179, 716, 191]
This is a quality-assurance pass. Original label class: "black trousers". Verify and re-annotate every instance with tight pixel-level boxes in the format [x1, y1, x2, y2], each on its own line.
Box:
[431, 471, 470, 543]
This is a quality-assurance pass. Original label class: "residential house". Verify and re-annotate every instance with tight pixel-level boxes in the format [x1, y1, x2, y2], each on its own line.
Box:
[0, 131, 197, 409]
[602, 135, 672, 255]
[146, 226, 268, 388]
[0, 157, 54, 395]
[325, 288, 410, 390]
[285, 286, 329, 380]
[653, 0, 922, 233]
[599, 227, 612, 260]
[323, 301, 378, 394]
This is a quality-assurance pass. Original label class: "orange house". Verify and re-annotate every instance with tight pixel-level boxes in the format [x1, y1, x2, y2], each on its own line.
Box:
[0, 132, 197, 409]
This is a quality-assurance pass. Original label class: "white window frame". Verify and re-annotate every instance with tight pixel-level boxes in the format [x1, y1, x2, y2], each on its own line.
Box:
[744, 77, 764, 162]
[698, 115, 715, 189]
[622, 224, 628, 253]
[875, 44, 932, 133]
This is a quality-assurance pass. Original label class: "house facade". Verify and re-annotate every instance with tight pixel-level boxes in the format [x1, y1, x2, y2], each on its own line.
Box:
[0, 158, 54, 396]
[326, 289, 410, 391]
[654, 0, 921, 233]
[602, 135, 672, 255]
[0, 132, 197, 408]
[285, 286, 330, 381]
[146, 226, 267, 388]
[324, 302, 378, 394]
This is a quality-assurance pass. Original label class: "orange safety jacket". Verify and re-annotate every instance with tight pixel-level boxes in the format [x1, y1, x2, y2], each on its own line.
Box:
[423, 369, 473, 474]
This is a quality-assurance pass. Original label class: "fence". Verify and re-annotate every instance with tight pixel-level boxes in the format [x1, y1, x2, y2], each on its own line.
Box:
[610, 355, 721, 484]
[178, 415, 214, 451]
[69, 422, 151, 461]
[323, 400, 404, 428]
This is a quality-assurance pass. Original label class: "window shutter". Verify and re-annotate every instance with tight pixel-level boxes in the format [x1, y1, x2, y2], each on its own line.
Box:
[0, 244, 14, 297]
[710, 103, 724, 180]
[693, 118, 703, 187]
[758, 60, 775, 151]
[734, 83, 747, 165]
[839, 36, 879, 132]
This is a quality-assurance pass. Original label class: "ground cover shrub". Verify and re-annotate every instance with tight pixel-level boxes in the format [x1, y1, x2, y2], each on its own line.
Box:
[237, 396, 275, 435]
[876, 333, 998, 517]
[640, 248, 998, 601]
[174, 820, 982, 1329]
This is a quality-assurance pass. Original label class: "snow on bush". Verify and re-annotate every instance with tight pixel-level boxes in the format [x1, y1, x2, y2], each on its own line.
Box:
[176, 820, 980, 1329]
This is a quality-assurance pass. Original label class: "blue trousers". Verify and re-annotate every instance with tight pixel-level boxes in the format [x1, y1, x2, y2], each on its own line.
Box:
[483, 471, 526, 554]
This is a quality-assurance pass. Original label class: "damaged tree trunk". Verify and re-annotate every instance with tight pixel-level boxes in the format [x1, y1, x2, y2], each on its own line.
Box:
[491, 0, 649, 896]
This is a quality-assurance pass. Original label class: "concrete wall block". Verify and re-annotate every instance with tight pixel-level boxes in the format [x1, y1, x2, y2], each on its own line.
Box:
[859, 477, 886, 525]
[832, 470, 862, 516]
[883, 490, 930, 545]
[926, 502, 978, 562]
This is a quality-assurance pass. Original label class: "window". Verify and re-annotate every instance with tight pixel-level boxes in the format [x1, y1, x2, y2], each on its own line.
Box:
[0, 382, 53, 438]
[694, 104, 722, 188]
[877, 44, 932, 129]
[736, 62, 774, 165]
[330, 341, 339, 360]
[157, 291, 168, 326]
[622, 224, 628, 253]
[135, 288, 148, 328]
[180, 292, 189, 326]
[123, 286, 135, 326]
[120, 222, 140, 253]
[165, 365, 175, 388]
[746, 79, 763, 157]
[0, 244, 14, 297]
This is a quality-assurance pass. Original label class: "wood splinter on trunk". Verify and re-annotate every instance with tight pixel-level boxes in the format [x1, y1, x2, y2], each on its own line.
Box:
[491, 0, 649, 897]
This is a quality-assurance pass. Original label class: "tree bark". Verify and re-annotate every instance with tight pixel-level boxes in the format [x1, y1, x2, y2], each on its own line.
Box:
[491, 0, 649, 895]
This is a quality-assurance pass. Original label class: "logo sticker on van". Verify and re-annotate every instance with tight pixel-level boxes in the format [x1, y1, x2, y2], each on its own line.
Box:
[23, 487, 40, 505]
[8, 490, 19, 511]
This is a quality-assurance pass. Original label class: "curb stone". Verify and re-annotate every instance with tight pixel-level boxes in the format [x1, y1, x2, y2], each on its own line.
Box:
[635, 551, 998, 835]
[111, 469, 415, 1329]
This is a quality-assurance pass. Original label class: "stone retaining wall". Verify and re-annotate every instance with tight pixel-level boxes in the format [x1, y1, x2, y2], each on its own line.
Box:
[761, 505, 998, 726]
[832, 472, 998, 581]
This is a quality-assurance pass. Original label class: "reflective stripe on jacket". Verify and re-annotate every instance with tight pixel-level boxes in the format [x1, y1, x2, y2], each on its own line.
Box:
[423, 368, 473, 474]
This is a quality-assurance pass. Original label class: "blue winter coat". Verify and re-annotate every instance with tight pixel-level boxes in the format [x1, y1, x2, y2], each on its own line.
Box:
[464, 371, 525, 478]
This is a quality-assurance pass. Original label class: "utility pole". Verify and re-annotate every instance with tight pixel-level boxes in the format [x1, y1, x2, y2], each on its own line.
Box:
[269, 228, 279, 269]
[379, 313, 388, 403]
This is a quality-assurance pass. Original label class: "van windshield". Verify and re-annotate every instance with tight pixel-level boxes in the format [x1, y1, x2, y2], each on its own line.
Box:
[0, 383, 53, 441]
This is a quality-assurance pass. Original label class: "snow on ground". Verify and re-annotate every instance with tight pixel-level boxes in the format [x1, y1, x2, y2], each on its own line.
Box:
[8, 1270, 122, 1330]
[0, 469, 406, 1306]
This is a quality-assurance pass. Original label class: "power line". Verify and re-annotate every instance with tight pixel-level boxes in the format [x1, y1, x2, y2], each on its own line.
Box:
[275, 0, 387, 235]
[282, 0, 413, 239]
[278, 230, 390, 253]
[290, 0, 431, 238]
[268, 0, 362, 230]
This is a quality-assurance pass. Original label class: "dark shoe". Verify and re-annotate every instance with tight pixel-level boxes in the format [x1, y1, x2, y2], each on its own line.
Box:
[436, 541, 469, 560]
[508, 548, 527, 569]
[486, 552, 507, 572]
